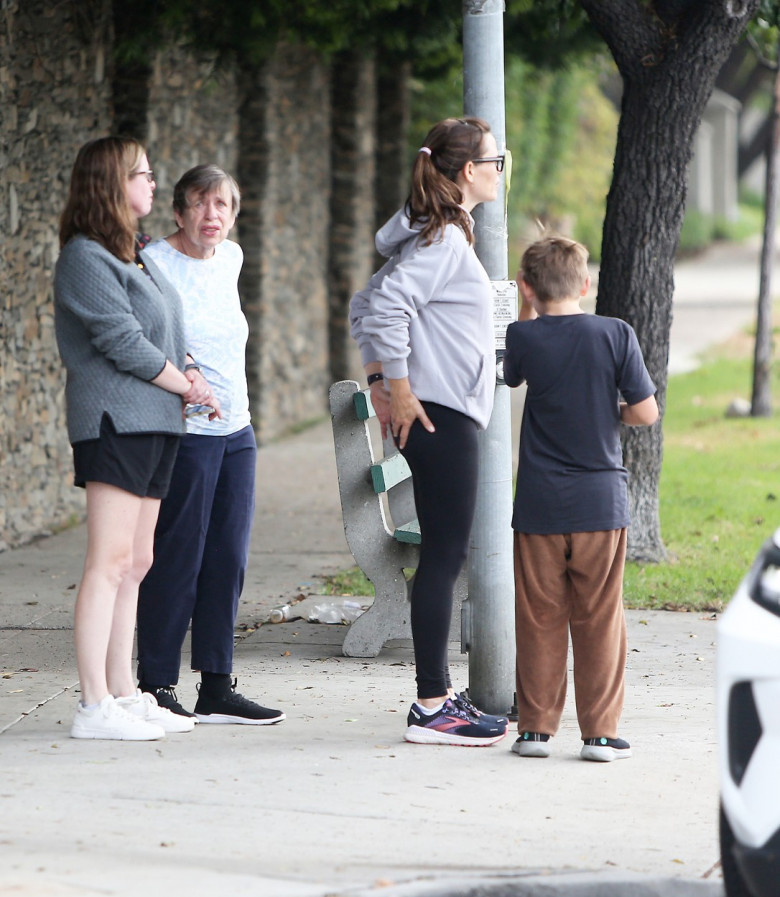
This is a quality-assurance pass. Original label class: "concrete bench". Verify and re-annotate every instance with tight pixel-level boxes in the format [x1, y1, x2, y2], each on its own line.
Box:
[328, 380, 419, 657]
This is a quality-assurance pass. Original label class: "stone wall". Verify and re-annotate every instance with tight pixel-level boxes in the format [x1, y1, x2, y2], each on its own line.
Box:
[144, 49, 239, 239]
[1, 5, 343, 548]
[0, 0, 112, 550]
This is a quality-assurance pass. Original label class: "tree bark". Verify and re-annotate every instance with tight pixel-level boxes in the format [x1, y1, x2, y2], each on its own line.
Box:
[374, 58, 412, 269]
[110, 0, 150, 140]
[581, 0, 759, 561]
[739, 114, 772, 176]
[327, 51, 377, 383]
[751, 39, 780, 417]
[235, 63, 269, 441]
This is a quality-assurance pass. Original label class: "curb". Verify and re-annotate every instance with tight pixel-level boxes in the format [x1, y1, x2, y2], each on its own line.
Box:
[350, 871, 722, 897]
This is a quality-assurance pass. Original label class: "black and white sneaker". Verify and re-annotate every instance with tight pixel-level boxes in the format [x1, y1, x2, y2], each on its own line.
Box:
[511, 732, 551, 758]
[139, 683, 197, 720]
[194, 679, 285, 725]
[580, 736, 632, 762]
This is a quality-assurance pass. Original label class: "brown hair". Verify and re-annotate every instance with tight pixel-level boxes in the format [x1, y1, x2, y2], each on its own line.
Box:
[172, 164, 241, 218]
[59, 136, 145, 262]
[408, 117, 492, 247]
[520, 235, 589, 303]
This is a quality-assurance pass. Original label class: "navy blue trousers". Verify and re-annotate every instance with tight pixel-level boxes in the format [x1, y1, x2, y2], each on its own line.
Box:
[136, 425, 257, 686]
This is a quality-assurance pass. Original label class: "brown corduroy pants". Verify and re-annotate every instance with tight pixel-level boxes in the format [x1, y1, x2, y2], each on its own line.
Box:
[513, 529, 628, 740]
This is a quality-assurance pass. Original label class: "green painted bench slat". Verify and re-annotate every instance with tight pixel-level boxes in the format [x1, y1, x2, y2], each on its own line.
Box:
[353, 389, 374, 421]
[394, 520, 421, 545]
[370, 452, 411, 493]
[352, 389, 419, 545]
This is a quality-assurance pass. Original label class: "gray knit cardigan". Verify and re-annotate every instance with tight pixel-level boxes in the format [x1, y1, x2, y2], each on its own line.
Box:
[54, 234, 187, 443]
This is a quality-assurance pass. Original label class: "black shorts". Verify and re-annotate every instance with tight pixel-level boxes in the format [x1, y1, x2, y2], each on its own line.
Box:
[72, 413, 181, 499]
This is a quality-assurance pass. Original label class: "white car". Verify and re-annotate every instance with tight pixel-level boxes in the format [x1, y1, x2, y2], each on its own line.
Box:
[718, 528, 780, 897]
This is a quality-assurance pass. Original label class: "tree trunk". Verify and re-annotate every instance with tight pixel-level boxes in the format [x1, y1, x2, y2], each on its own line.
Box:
[374, 58, 412, 268]
[581, 0, 758, 561]
[327, 51, 377, 383]
[739, 114, 772, 177]
[716, 38, 751, 93]
[236, 47, 332, 442]
[235, 63, 269, 440]
[110, 0, 150, 140]
[751, 42, 780, 417]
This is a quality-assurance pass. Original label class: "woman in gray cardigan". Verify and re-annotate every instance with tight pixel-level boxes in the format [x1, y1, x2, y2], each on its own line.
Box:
[54, 137, 218, 741]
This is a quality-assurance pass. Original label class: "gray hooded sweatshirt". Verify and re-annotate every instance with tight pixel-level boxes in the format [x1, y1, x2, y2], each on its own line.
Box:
[349, 208, 495, 429]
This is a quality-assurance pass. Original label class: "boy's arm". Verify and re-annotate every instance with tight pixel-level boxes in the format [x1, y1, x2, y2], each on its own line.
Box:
[620, 394, 658, 426]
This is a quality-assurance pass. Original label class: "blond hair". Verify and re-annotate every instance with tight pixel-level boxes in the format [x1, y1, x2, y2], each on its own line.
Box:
[520, 235, 589, 303]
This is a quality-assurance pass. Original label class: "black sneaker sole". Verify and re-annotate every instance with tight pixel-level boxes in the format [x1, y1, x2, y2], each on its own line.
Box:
[194, 711, 286, 726]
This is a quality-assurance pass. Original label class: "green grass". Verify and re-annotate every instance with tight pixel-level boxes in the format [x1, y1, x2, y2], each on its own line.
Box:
[624, 351, 780, 611]
[324, 337, 780, 612]
[321, 566, 373, 597]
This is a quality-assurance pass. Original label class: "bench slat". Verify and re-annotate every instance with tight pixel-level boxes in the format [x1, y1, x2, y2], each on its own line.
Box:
[370, 452, 411, 493]
[348, 384, 419, 546]
[394, 519, 421, 545]
[353, 389, 374, 421]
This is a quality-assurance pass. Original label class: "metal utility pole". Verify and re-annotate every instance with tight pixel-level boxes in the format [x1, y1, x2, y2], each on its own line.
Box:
[461, 0, 516, 715]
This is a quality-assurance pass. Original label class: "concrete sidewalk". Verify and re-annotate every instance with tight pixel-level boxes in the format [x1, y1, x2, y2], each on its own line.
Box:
[2, 237, 766, 897]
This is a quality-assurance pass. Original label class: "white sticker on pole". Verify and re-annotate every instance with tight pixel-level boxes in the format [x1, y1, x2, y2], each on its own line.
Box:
[492, 280, 517, 350]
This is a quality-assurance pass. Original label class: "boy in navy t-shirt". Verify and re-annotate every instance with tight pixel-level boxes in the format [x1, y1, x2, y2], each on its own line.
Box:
[503, 235, 658, 762]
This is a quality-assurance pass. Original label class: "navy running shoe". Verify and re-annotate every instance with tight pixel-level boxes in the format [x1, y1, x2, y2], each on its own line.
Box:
[452, 691, 508, 729]
[404, 699, 506, 746]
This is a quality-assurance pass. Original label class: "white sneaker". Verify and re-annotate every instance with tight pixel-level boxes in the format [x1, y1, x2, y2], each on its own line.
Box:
[116, 689, 196, 733]
[71, 695, 166, 741]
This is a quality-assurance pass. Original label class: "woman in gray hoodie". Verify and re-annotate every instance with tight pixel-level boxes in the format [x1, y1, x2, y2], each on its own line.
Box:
[350, 117, 507, 747]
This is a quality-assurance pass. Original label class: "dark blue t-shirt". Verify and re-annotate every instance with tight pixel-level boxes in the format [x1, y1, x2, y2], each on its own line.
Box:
[503, 313, 655, 534]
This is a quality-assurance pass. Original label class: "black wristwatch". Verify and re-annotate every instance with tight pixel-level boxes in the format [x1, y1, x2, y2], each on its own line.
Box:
[367, 372, 384, 386]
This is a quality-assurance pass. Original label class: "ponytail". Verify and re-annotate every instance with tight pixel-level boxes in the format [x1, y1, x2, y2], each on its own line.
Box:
[407, 117, 491, 247]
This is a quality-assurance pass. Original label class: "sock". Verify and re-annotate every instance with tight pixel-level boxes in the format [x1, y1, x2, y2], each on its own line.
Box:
[416, 701, 445, 715]
[200, 671, 232, 695]
[79, 701, 101, 711]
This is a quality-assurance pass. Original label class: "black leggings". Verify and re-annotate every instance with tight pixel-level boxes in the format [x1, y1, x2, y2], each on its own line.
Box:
[399, 402, 480, 699]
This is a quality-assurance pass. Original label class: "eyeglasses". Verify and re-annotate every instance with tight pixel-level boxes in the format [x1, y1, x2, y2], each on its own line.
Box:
[129, 169, 155, 183]
[473, 156, 505, 173]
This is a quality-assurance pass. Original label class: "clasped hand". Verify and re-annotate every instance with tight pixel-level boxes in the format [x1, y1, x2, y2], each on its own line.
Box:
[182, 369, 222, 421]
